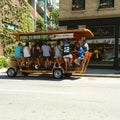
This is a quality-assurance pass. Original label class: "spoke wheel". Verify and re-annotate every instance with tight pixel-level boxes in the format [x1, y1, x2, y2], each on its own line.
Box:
[7, 67, 17, 77]
[53, 68, 63, 79]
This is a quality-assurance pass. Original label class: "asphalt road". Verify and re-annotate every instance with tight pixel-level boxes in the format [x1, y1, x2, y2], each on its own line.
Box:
[0, 74, 120, 120]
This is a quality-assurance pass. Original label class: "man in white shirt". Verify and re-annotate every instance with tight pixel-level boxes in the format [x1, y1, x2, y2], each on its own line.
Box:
[82, 39, 89, 52]
[41, 42, 51, 68]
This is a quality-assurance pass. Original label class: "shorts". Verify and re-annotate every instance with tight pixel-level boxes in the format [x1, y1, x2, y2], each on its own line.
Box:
[78, 57, 84, 60]
[43, 56, 51, 61]
[63, 54, 73, 59]
[54, 55, 61, 58]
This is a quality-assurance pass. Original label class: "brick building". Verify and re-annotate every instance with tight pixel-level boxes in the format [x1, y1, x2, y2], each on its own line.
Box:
[59, 0, 120, 69]
[0, 0, 50, 56]
[0, 0, 34, 56]
[0, 21, 3, 55]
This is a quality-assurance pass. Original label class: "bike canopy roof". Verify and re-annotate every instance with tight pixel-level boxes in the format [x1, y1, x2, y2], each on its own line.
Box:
[13, 28, 94, 42]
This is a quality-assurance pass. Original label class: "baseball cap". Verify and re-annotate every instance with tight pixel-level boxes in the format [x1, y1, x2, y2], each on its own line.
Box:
[64, 38, 68, 42]
[75, 41, 80, 45]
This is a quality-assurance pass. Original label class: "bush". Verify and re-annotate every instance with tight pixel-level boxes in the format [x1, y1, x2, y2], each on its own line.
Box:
[0, 56, 10, 69]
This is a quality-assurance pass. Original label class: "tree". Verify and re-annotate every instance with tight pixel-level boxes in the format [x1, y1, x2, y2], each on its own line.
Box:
[50, 9, 59, 29]
[36, 18, 44, 31]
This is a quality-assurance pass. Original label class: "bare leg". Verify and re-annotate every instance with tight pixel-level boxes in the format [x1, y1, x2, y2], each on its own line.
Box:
[74, 59, 80, 66]
[64, 58, 68, 70]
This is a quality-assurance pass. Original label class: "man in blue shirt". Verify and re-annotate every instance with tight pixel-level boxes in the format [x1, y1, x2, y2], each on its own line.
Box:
[14, 42, 23, 57]
[74, 43, 85, 67]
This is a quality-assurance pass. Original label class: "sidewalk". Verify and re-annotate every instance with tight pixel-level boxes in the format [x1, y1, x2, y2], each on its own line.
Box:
[0, 68, 7, 73]
[0, 68, 120, 77]
[81, 68, 120, 78]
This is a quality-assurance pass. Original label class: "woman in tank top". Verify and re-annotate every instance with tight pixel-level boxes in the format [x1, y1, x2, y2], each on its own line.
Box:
[23, 42, 31, 66]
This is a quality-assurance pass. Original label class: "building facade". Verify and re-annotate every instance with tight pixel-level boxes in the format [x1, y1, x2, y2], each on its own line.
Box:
[59, 0, 120, 69]
[0, 0, 50, 56]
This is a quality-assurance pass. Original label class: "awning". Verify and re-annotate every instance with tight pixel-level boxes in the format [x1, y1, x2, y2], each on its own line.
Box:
[12, 28, 94, 41]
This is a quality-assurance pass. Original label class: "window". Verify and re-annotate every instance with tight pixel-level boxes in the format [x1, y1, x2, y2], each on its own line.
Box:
[72, 0, 85, 11]
[99, 0, 114, 9]
[2, 21, 18, 30]
[88, 25, 115, 62]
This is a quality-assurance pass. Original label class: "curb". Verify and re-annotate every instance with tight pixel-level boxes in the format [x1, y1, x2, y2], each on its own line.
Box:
[0, 68, 7, 73]
[76, 74, 120, 78]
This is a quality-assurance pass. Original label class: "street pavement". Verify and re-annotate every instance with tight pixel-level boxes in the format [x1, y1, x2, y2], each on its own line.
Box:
[0, 67, 120, 78]
[0, 68, 120, 120]
[0, 68, 7, 73]
[0, 76, 120, 120]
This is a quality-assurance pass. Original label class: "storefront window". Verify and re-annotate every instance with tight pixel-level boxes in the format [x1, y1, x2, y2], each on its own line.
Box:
[99, 0, 114, 9]
[72, 0, 85, 11]
[88, 39, 115, 62]
[87, 25, 115, 66]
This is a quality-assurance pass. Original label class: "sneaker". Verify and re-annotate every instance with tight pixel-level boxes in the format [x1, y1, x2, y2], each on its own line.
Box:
[67, 66, 73, 71]
[72, 62, 75, 67]
[58, 66, 62, 68]
[77, 64, 81, 67]
[70, 64, 73, 67]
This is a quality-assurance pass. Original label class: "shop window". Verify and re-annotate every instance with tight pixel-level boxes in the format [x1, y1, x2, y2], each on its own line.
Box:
[99, 0, 114, 9]
[72, 0, 85, 11]
[87, 26, 115, 62]
[88, 39, 115, 62]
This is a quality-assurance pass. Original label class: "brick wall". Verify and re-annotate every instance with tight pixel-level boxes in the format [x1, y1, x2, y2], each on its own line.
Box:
[0, 40, 3, 56]
[59, 0, 120, 21]
[0, 0, 19, 56]
[0, 20, 3, 56]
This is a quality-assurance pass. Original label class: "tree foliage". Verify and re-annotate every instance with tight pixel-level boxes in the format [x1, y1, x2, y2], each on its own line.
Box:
[0, 0, 35, 57]
[36, 18, 44, 31]
[50, 9, 59, 29]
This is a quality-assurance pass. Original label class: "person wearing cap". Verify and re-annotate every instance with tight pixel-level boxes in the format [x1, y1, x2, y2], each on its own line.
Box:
[74, 40, 80, 48]
[62, 39, 73, 70]
[74, 43, 85, 67]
